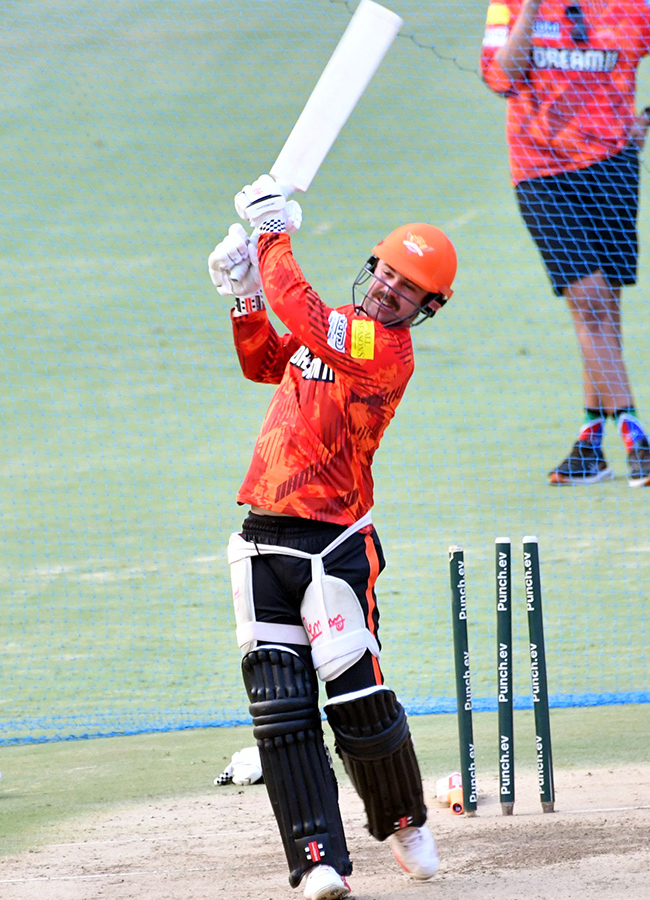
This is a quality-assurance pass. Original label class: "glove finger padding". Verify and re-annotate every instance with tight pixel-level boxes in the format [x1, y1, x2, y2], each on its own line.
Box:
[212, 264, 262, 299]
[224, 222, 250, 266]
[208, 223, 250, 272]
[230, 261, 262, 298]
[229, 259, 251, 282]
[208, 222, 261, 298]
[285, 200, 303, 235]
[234, 183, 254, 222]
[209, 260, 261, 299]
[212, 269, 237, 297]
[209, 265, 229, 291]
[234, 174, 287, 230]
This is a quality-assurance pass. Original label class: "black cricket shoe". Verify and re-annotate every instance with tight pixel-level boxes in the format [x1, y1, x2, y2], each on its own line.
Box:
[548, 440, 614, 485]
[627, 438, 650, 487]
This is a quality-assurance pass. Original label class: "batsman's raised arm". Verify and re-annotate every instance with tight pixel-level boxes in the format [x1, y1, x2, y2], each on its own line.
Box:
[207, 218, 300, 384]
[232, 174, 455, 391]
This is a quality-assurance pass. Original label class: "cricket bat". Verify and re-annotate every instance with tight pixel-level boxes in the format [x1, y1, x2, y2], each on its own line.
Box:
[270, 0, 403, 195]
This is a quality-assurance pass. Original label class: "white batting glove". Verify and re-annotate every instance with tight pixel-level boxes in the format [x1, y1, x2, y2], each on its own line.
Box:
[214, 746, 264, 786]
[208, 223, 262, 298]
[285, 201, 303, 235]
[234, 174, 303, 234]
[211, 267, 263, 299]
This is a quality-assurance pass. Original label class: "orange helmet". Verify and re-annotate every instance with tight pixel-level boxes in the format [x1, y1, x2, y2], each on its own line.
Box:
[372, 223, 456, 301]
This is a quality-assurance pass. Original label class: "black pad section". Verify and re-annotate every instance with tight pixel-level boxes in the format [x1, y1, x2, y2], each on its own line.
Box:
[242, 648, 352, 887]
[325, 689, 427, 841]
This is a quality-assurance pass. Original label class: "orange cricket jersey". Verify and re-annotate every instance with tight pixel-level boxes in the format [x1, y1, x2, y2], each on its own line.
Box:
[231, 233, 415, 525]
[480, 0, 650, 183]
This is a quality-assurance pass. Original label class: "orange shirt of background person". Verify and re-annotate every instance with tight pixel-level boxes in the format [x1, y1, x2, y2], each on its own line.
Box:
[480, 0, 650, 183]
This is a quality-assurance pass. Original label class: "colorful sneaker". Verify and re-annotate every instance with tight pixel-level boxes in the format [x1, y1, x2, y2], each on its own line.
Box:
[627, 438, 650, 487]
[302, 865, 351, 900]
[547, 440, 613, 485]
[388, 824, 439, 881]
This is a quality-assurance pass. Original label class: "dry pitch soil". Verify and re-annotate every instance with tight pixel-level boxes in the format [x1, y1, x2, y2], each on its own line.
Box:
[1, 765, 649, 900]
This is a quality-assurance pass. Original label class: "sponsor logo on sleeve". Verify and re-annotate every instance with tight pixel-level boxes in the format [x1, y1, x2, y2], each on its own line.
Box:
[351, 319, 375, 360]
[483, 25, 509, 48]
[327, 310, 348, 352]
[533, 19, 561, 38]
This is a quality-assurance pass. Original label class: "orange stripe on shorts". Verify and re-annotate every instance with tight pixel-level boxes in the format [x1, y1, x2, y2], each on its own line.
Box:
[364, 533, 383, 685]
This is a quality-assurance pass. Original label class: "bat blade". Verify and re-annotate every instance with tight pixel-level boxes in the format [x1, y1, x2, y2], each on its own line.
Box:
[270, 0, 403, 195]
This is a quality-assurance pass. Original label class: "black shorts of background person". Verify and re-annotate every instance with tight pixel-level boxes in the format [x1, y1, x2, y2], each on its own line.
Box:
[516, 147, 650, 485]
[516, 148, 639, 297]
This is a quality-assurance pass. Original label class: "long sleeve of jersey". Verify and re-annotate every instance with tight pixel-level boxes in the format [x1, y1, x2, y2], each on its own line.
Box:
[231, 309, 300, 384]
[480, 0, 650, 183]
[233, 232, 416, 524]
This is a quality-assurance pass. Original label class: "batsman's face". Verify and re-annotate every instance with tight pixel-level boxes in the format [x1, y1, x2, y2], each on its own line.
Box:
[361, 260, 432, 326]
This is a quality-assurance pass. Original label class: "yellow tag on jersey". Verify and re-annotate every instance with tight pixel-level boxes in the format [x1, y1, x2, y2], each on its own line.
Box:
[486, 2, 510, 26]
[351, 319, 375, 359]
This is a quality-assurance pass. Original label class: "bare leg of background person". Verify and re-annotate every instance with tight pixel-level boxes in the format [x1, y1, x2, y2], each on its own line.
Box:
[552, 269, 650, 486]
[562, 270, 633, 414]
[547, 269, 647, 483]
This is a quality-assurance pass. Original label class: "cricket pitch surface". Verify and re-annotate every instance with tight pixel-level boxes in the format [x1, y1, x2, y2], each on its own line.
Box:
[1, 764, 649, 900]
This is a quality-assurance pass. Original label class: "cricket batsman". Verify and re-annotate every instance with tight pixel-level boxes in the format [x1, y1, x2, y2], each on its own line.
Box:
[208, 174, 457, 900]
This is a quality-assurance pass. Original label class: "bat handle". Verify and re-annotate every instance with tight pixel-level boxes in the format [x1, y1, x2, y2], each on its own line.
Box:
[272, 178, 298, 199]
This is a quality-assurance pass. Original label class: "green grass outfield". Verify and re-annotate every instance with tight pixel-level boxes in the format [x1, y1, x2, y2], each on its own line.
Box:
[1, 705, 649, 857]
[1, 0, 650, 743]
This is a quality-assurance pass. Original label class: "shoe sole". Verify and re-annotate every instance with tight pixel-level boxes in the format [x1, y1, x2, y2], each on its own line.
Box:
[308, 889, 350, 900]
[391, 848, 439, 881]
[628, 472, 650, 488]
[304, 876, 351, 900]
[548, 466, 614, 485]
[392, 858, 439, 881]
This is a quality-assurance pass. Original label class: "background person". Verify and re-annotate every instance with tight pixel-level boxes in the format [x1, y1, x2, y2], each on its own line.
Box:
[480, 0, 650, 486]
[208, 174, 457, 900]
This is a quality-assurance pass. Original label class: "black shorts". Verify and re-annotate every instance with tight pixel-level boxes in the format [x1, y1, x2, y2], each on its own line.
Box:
[516, 149, 639, 296]
[240, 513, 386, 698]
